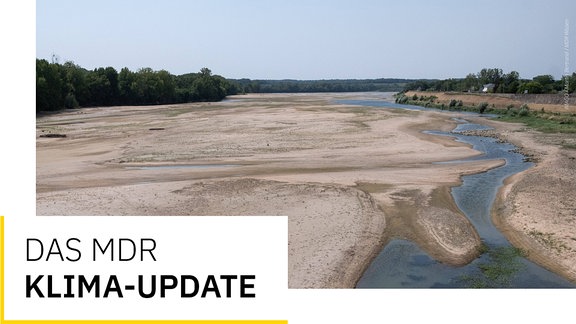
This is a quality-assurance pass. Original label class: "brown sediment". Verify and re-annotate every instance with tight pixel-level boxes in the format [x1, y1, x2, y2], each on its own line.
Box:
[37, 92, 509, 288]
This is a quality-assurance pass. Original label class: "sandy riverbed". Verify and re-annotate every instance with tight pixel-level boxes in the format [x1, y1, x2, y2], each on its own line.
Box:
[36, 92, 575, 287]
[476, 117, 576, 283]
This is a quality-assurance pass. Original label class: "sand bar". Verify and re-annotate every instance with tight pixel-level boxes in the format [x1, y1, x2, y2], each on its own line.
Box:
[37, 92, 574, 287]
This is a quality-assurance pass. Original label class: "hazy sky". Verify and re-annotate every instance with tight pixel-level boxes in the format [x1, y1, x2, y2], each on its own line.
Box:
[37, 0, 576, 80]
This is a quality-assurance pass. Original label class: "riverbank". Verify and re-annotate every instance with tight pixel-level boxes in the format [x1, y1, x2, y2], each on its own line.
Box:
[474, 117, 576, 283]
[38, 92, 504, 288]
[405, 91, 576, 114]
[392, 91, 576, 283]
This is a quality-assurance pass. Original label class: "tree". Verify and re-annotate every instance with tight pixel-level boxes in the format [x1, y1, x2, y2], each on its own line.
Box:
[85, 67, 119, 106]
[62, 61, 89, 107]
[118, 67, 136, 104]
[131, 68, 159, 104]
[155, 70, 176, 104]
[477, 68, 503, 92]
[200, 67, 212, 77]
[192, 68, 227, 101]
[561, 72, 576, 93]
[532, 75, 555, 93]
[36, 59, 65, 112]
[462, 73, 480, 92]
[501, 71, 520, 93]
[37, 59, 232, 111]
[519, 81, 544, 94]
[404, 80, 431, 91]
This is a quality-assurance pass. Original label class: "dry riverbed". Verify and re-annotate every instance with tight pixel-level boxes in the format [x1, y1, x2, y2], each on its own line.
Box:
[479, 118, 576, 283]
[36, 92, 576, 287]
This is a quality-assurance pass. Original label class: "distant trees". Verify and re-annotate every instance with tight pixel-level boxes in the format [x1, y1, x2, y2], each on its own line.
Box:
[192, 68, 228, 101]
[477, 68, 503, 92]
[561, 73, 576, 94]
[121, 68, 176, 105]
[462, 73, 480, 92]
[36, 59, 65, 111]
[38, 58, 415, 113]
[500, 71, 520, 93]
[85, 67, 119, 106]
[403, 68, 576, 95]
[518, 81, 544, 94]
[36, 59, 234, 112]
[231, 78, 412, 93]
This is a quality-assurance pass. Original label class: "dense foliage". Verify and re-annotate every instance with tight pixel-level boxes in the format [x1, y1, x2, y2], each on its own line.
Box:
[404, 68, 576, 94]
[37, 58, 416, 112]
[36, 59, 233, 112]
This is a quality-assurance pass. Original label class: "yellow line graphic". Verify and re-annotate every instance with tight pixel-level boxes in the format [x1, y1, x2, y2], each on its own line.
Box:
[1, 216, 4, 322]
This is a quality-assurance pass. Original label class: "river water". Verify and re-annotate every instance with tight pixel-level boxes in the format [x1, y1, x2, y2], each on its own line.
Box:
[337, 99, 575, 288]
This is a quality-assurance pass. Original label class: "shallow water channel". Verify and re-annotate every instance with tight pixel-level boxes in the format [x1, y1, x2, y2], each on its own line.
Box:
[339, 100, 575, 288]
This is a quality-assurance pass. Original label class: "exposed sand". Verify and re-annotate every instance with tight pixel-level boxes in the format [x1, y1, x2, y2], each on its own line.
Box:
[398, 91, 576, 283]
[475, 117, 576, 283]
[37, 92, 574, 287]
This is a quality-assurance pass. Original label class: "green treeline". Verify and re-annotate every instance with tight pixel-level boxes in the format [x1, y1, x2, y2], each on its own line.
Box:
[230, 78, 412, 93]
[36, 58, 414, 112]
[404, 68, 576, 94]
[36, 59, 234, 112]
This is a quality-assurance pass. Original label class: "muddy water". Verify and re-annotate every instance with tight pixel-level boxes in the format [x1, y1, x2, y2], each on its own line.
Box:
[339, 100, 574, 288]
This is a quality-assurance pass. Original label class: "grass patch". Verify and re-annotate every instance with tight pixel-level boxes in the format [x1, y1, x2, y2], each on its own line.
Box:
[457, 245, 527, 288]
[496, 114, 576, 133]
[528, 230, 572, 253]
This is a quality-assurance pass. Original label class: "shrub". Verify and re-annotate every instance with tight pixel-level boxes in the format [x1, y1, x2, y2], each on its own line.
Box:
[395, 94, 409, 104]
[519, 104, 530, 117]
[448, 100, 463, 109]
[478, 102, 489, 114]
